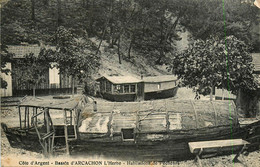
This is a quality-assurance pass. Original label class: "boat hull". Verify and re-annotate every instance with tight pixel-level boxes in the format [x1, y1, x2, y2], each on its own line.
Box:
[3, 122, 260, 161]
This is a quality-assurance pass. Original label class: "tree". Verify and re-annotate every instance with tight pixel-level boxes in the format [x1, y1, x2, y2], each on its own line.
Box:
[180, 0, 260, 52]
[12, 51, 51, 97]
[0, 53, 12, 89]
[53, 26, 100, 96]
[170, 35, 258, 101]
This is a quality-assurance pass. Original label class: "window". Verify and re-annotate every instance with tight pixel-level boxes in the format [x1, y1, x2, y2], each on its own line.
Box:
[124, 85, 130, 93]
[119, 85, 123, 93]
[130, 85, 136, 92]
[121, 128, 134, 141]
[114, 84, 123, 93]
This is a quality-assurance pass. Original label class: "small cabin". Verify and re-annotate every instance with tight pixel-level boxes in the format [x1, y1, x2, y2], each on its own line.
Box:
[96, 75, 178, 101]
[96, 75, 143, 102]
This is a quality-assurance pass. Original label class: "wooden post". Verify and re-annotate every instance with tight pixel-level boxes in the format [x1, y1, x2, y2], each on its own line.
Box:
[165, 100, 169, 132]
[44, 108, 51, 156]
[18, 106, 22, 129]
[210, 86, 213, 101]
[135, 111, 139, 143]
[24, 107, 27, 129]
[27, 107, 30, 130]
[35, 107, 38, 126]
[70, 110, 72, 125]
[44, 140, 48, 157]
[31, 107, 35, 126]
[64, 110, 70, 155]
[44, 110, 46, 127]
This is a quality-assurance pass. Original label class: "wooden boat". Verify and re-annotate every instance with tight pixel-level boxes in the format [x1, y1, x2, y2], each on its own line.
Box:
[2, 96, 260, 161]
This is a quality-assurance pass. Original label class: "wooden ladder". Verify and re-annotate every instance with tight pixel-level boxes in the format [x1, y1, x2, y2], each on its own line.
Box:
[31, 108, 55, 157]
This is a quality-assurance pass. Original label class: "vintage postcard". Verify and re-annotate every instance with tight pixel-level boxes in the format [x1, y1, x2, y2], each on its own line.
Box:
[1, 0, 260, 166]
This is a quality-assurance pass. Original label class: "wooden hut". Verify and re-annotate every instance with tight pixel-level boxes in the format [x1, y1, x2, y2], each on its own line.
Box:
[96, 75, 179, 101]
[96, 75, 143, 102]
[2, 45, 78, 96]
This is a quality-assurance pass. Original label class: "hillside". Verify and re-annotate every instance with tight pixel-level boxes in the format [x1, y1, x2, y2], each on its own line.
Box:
[92, 29, 191, 79]
[93, 38, 170, 79]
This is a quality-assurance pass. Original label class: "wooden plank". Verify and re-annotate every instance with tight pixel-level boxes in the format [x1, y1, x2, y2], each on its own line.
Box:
[188, 139, 250, 153]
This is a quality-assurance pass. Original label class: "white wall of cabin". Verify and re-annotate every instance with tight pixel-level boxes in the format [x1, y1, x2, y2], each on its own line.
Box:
[144, 81, 176, 93]
[0, 63, 12, 97]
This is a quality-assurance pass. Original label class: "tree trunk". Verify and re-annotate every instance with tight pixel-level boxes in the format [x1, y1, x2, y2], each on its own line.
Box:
[72, 77, 75, 97]
[96, 17, 110, 54]
[31, 0, 35, 21]
[210, 86, 213, 101]
[33, 85, 36, 98]
[222, 87, 224, 100]
[44, 0, 49, 6]
[128, 37, 133, 59]
[236, 88, 241, 109]
[118, 35, 121, 64]
[57, 0, 62, 27]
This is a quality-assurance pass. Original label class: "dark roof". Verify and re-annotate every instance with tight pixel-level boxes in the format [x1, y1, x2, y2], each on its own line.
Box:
[143, 75, 178, 83]
[96, 75, 142, 84]
[7, 45, 55, 58]
[252, 53, 260, 72]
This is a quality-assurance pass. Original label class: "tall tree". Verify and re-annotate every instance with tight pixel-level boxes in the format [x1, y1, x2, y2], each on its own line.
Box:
[54, 26, 100, 96]
[170, 35, 258, 100]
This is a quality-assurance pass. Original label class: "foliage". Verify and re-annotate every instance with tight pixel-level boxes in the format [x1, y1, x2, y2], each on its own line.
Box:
[180, 0, 260, 52]
[170, 35, 258, 95]
[0, 45, 13, 89]
[1, 0, 259, 65]
[53, 26, 100, 81]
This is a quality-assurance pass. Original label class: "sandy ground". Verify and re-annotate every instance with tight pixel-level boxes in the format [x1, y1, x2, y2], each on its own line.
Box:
[1, 88, 260, 167]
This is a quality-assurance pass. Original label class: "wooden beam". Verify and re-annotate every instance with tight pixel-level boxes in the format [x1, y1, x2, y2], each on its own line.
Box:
[18, 106, 22, 129]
